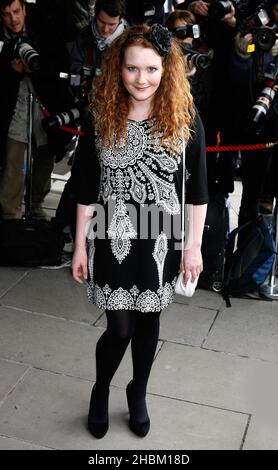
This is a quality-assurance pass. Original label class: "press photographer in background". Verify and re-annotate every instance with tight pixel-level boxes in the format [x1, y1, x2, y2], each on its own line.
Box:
[0, 0, 74, 220]
[166, 8, 214, 121]
[174, 0, 237, 198]
[70, 0, 128, 92]
[225, 0, 278, 238]
[258, 0, 278, 215]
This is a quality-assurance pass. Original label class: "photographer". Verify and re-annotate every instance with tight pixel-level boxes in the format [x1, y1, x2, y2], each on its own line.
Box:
[70, 0, 128, 86]
[0, 0, 73, 220]
[258, 0, 278, 214]
[226, 2, 278, 233]
[166, 9, 214, 120]
[174, 1, 237, 197]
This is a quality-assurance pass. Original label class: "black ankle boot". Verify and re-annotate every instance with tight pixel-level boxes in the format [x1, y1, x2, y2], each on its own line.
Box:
[87, 384, 109, 439]
[126, 381, 150, 437]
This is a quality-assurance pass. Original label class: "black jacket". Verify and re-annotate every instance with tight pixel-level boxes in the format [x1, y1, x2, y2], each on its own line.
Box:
[70, 23, 104, 76]
[34, 0, 94, 42]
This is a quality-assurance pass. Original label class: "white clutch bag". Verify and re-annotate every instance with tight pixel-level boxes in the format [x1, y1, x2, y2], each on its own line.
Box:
[175, 271, 198, 297]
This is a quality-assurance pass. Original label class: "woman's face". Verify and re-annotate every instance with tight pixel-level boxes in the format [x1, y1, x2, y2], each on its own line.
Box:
[121, 45, 163, 106]
[173, 19, 193, 45]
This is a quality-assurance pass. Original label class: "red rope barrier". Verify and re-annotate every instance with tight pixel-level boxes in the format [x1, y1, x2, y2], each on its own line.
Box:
[39, 103, 277, 145]
[206, 142, 277, 152]
[59, 126, 84, 136]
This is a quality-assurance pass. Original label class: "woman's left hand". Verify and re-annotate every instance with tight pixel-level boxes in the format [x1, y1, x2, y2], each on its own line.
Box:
[180, 244, 203, 284]
[222, 5, 236, 27]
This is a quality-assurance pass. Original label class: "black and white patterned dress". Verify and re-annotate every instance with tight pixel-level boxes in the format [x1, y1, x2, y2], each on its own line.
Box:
[75, 112, 208, 312]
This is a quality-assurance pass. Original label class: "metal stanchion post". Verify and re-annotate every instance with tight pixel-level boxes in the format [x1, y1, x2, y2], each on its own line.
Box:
[24, 91, 34, 220]
[261, 198, 278, 299]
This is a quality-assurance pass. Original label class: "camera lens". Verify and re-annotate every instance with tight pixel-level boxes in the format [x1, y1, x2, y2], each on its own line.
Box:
[17, 42, 40, 72]
[173, 26, 188, 39]
[254, 28, 276, 52]
[209, 0, 232, 21]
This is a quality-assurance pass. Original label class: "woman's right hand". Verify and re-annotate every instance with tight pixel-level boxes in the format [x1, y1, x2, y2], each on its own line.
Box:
[72, 246, 88, 284]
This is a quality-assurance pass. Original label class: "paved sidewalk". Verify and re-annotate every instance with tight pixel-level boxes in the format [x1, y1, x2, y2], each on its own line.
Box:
[0, 178, 277, 450]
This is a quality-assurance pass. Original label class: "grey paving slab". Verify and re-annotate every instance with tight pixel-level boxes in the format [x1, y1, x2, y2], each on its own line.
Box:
[0, 436, 50, 450]
[159, 303, 217, 346]
[0, 268, 29, 298]
[148, 342, 278, 415]
[203, 298, 278, 362]
[243, 417, 278, 450]
[0, 368, 247, 450]
[0, 360, 29, 402]
[243, 362, 278, 449]
[0, 268, 103, 324]
[175, 290, 223, 310]
[0, 306, 102, 380]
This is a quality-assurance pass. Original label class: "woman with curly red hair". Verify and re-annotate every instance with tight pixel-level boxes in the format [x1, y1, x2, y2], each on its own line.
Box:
[72, 23, 208, 439]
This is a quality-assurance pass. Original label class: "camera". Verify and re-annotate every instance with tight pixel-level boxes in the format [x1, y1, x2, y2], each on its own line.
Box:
[253, 25, 278, 52]
[251, 63, 278, 131]
[181, 44, 214, 70]
[238, 6, 278, 52]
[208, 0, 233, 21]
[12, 37, 40, 72]
[172, 24, 201, 40]
[59, 66, 93, 87]
[59, 66, 93, 101]
[41, 106, 82, 132]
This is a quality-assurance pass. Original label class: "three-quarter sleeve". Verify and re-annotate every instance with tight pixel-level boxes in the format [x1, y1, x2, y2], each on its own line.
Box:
[185, 111, 209, 205]
[71, 115, 101, 205]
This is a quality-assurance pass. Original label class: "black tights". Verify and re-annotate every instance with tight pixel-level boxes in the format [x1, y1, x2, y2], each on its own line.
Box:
[95, 309, 161, 397]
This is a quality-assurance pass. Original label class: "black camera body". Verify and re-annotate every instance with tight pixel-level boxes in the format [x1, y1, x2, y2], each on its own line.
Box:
[253, 25, 278, 52]
[59, 66, 93, 102]
[181, 44, 214, 70]
[172, 24, 201, 40]
[208, 0, 233, 21]
[0, 35, 40, 72]
[59, 66, 93, 88]
[237, 5, 277, 52]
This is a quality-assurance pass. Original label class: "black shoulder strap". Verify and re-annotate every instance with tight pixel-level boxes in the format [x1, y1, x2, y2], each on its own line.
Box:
[222, 216, 262, 307]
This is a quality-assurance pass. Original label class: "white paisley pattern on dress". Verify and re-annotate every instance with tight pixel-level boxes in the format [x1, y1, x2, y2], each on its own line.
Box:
[152, 232, 168, 288]
[96, 120, 184, 264]
[87, 278, 177, 312]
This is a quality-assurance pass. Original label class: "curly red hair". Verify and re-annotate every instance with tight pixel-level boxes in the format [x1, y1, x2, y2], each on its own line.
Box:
[91, 24, 195, 148]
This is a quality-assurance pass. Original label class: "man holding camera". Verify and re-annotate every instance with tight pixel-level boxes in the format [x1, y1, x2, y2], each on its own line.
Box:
[226, 0, 278, 234]
[175, 1, 237, 197]
[70, 0, 128, 84]
[0, 0, 72, 220]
